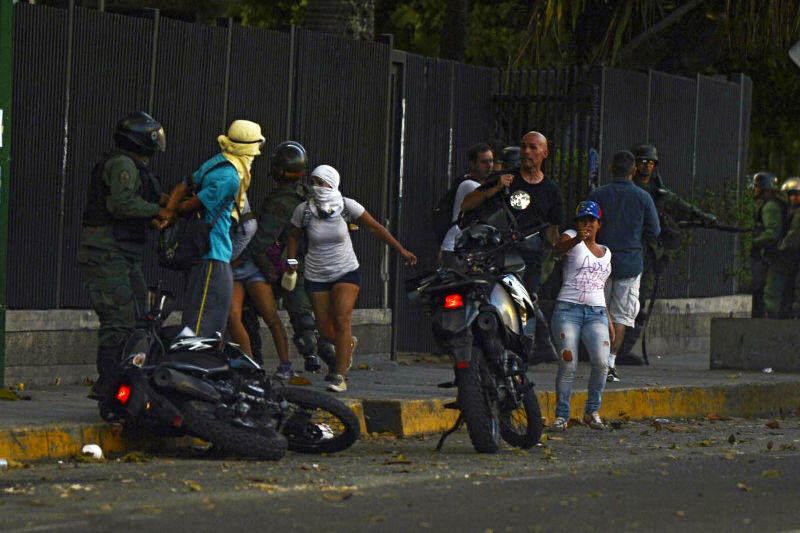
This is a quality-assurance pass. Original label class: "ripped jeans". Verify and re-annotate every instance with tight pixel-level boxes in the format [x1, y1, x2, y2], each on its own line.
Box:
[551, 300, 610, 419]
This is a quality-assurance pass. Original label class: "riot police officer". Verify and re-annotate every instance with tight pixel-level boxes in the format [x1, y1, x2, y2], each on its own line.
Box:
[614, 143, 717, 367]
[241, 141, 336, 375]
[778, 177, 800, 317]
[79, 112, 169, 399]
[751, 171, 788, 318]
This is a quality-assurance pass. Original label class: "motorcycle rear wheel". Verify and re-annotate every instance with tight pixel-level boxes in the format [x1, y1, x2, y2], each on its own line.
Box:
[457, 349, 500, 454]
[279, 387, 361, 454]
[181, 401, 288, 460]
[498, 378, 543, 449]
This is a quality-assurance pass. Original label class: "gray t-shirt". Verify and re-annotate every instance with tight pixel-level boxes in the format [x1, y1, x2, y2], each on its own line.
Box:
[290, 198, 366, 282]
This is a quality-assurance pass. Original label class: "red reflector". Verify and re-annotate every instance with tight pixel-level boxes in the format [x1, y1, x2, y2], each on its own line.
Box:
[456, 361, 469, 369]
[116, 385, 131, 404]
[173, 415, 183, 428]
[444, 294, 463, 309]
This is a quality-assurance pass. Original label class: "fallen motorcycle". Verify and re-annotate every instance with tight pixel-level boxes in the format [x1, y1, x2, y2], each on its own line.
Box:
[99, 290, 360, 458]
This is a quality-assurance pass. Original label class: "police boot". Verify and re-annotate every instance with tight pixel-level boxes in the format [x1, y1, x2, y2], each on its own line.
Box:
[317, 337, 337, 370]
[615, 314, 645, 366]
[89, 344, 122, 400]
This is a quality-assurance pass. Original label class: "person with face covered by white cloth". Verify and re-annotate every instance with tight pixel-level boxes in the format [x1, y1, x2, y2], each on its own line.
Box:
[286, 164, 418, 392]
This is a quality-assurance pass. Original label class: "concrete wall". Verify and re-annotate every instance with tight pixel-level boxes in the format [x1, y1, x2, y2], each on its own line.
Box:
[5, 309, 392, 387]
[632, 295, 751, 359]
[710, 318, 800, 371]
[2, 294, 751, 386]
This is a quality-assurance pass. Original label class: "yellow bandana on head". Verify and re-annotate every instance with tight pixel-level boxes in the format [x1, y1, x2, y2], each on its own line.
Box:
[218, 120, 264, 219]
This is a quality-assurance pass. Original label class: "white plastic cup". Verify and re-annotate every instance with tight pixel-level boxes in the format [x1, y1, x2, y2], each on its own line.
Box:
[81, 444, 103, 459]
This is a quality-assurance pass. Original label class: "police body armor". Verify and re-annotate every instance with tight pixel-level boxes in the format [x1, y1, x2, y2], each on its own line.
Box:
[82, 151, 162, 244]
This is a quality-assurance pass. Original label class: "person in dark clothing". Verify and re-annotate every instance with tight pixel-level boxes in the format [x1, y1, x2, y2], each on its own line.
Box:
[462, 131, 564, 294]
[79, 111, 170, 399]
[615, 143, 718, 365]
[587, 150, 660, 383]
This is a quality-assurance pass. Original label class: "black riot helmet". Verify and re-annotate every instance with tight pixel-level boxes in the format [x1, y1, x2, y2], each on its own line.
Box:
[631, 143, 658, 163]
[501, 146, 520, 170]
[271, 141, 308, 181]
[751, 171, 779, 191]
[113, 111, 166, 155]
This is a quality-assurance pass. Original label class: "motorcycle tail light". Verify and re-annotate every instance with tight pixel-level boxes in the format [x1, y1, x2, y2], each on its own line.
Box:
[116, 385, 131, 404]
[444, 294, 463, 309]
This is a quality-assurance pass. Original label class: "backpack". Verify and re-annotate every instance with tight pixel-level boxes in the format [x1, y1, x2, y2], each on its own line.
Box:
[158, 160, 235, 271]
[432, 175, 470, 244]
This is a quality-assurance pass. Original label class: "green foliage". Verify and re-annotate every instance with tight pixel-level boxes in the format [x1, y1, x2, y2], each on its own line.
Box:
[224, 0, 307, 28]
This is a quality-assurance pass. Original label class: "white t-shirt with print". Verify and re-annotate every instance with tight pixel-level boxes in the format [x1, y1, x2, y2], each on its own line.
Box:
[290, 198, 366, 282]
[556, 229, 612, 307]
[441, 179, 481, 252]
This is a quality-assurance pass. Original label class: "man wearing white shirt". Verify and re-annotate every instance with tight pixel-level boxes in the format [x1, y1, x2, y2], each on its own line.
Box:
[440, 143, 495, 267]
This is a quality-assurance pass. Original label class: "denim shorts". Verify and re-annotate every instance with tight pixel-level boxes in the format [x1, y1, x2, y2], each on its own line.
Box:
[305, 269, 361, 293]
[232, 260, 266, 286]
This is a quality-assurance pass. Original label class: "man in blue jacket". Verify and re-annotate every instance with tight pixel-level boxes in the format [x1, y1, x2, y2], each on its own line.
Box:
[588, 150, 660, 382]
[162, 120, 264, 337]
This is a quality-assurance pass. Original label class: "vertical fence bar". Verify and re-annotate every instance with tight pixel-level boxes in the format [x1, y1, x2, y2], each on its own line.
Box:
[220, 17, 233, 128]
[645, 69, 652, 142]
[0, 0, 13, 385]
[147, 9, 159, 114]
[54, 0, 75, 310]
[285, 25, 296, 138]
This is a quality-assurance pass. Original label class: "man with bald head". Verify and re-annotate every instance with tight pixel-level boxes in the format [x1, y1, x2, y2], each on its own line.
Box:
[462, 131, 564, 293]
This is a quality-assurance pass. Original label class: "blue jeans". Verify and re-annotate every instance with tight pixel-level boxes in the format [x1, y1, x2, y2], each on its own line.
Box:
[551, 300, 610, 419]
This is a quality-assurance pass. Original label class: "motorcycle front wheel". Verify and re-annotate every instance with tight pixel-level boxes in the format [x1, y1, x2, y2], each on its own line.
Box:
[278, 387, 361, 454]
[498, 376, 543, 449]
[456, 348, 500, 454]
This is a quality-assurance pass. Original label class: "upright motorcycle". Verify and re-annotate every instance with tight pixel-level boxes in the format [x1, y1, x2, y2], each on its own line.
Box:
[407, 190, 549, 453]
[99, 290, 360, 459]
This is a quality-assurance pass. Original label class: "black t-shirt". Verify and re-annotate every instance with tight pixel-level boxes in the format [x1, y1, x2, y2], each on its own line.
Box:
[476, 169, 564, 228]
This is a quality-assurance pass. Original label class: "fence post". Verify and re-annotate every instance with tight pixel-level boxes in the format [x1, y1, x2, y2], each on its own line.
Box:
[645, 69, 653, 142]
[446, 61, 455, 185]
[55, 0, 75, 310]
[378, 34, 394, 310]
[0, 0, 13, 386]
[732, 73, 748, 294]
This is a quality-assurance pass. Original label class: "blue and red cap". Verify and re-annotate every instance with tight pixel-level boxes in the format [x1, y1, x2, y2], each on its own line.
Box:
[575, 200, 601, 220]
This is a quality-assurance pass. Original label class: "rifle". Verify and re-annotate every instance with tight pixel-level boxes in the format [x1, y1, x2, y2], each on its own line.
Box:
[677, 220, 752, 233]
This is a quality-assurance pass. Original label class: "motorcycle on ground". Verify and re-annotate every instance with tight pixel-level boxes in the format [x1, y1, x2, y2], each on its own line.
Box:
[98, 290, 360, 459]
[407, 189, 551, 453]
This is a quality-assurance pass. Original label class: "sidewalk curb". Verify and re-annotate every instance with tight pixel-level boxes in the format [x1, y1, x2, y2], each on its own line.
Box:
[360, 381, 800, 437]
[3, 382, 800, 461]
[0, 399, 367, 463]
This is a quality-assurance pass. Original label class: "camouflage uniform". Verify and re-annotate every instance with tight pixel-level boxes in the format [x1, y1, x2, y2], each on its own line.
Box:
[78, 151, 161, 387]
[778, 205, 800, 317]
[751, 196, 788, 318]
[243, 181, 336, 367]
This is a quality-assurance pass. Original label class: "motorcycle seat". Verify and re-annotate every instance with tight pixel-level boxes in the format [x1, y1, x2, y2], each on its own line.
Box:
[161, 351, 230, 375]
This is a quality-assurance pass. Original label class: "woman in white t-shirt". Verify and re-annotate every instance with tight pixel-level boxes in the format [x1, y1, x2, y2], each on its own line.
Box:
[286, 165, 417, 392]
[550, 201, 614, 431]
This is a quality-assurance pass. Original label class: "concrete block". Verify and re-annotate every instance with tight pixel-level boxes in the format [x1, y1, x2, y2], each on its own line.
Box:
[710, 318, 800, 371]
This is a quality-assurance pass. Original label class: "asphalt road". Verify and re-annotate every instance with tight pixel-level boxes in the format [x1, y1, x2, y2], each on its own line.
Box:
[2, 415, 800, 532]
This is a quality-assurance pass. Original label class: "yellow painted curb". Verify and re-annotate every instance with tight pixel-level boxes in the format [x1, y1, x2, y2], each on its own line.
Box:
[363, 381, 800, 437]
[1, 400, 367, 463]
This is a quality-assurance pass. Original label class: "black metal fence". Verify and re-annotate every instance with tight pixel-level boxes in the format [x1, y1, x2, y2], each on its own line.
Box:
[8, 3, 751, 356]
[491, 67, 752, 302]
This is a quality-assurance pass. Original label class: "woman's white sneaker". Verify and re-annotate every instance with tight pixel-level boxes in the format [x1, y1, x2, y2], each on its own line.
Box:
[583, 411, 605, 430]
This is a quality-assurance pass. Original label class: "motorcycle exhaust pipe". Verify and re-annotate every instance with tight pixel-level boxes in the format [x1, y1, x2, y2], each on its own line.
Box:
[152, 367, 221, 403]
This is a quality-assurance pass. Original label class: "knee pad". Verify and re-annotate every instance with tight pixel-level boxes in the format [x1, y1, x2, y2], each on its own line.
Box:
[289, 312, 317, 335]
[292, 329, 317, 357]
